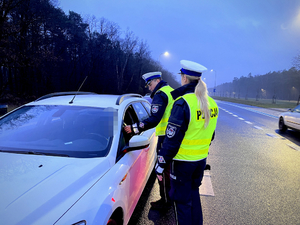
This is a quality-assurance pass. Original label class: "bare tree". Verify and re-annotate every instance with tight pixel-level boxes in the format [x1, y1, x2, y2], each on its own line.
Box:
[292, 52, 300, 70]
[98, 17, 121, 42]
[124, 39, 151, 92]
[115, 29, 138, 93]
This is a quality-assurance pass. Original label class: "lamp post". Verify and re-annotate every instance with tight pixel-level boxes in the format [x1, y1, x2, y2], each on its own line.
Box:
[211, 69, 217, 96]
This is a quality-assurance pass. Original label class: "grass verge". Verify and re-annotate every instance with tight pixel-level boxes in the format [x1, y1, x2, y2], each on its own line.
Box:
[212, 96, 298, 109]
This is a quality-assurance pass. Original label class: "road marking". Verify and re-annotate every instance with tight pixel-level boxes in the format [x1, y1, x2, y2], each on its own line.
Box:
[245, 121, 252, 124]
[200, 171, 214, 197]
[286, 143, 300, 151]
[218, 102, 278, 119]
[233, 115, 238, 117]
[238, 117, 244, 120]
[266, 133, 279, 138]
[254, 126, 263, 130]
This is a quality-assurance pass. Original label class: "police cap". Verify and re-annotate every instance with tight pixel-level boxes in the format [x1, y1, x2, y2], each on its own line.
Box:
[142, 72, 162, 87]
[179, 60, 207, 77]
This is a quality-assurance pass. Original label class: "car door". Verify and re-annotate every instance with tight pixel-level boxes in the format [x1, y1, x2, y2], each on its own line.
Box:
[116, 103, 151, 217]
[286, 105, 300, 130]
[127, 102, 153, 201]
[132, 101, 156, 169]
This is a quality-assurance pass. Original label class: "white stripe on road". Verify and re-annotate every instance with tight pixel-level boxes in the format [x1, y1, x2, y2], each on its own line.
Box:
[266, 133, 279, 138]
[200, 171, 214, 197]
[286, 143, 300, 151]
[245, 121, 252, 124]
[254, 126, 263, 130]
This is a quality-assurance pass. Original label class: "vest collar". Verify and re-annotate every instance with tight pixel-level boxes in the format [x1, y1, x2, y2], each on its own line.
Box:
[150, 80, 168, 98]
[171, 82, 197, 100]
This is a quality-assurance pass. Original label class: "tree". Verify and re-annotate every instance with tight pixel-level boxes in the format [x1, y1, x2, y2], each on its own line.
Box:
[292, 52, 300, 70]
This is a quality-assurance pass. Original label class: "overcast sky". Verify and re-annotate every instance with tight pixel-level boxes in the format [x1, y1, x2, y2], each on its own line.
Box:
[58, 0, 300, 88]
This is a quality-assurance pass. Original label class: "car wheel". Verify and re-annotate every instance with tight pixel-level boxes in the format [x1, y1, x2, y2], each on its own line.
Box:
[107, 219, 118, 225]
[279, 117, 287, 132]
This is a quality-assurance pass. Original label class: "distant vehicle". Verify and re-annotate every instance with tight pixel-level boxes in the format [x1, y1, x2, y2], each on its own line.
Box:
[278, 104, 300, 132]
[0, 92, 157, 225]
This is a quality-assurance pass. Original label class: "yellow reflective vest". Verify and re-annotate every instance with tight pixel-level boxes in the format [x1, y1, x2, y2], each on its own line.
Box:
[155, 85, 174, 136]
[173, 94, 218, 161]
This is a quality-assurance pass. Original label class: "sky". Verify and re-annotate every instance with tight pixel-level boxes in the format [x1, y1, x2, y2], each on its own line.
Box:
[57, 0, 300, 88]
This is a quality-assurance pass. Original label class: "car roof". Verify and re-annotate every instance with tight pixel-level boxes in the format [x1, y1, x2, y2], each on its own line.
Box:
[27, 92, 146, 109]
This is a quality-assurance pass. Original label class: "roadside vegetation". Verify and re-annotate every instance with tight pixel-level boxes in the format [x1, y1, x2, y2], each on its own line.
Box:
[0, 0, 180, 106]
[212, 96, 299, 109]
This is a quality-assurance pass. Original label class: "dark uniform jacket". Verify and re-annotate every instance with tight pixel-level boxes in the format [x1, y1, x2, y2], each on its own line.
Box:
[137, 80, 170, 133]
[157, 81, 215, 170]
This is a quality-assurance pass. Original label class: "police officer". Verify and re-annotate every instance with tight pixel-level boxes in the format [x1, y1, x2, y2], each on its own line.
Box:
[155, 60, 218, 224]
[124, 71, 174, 211]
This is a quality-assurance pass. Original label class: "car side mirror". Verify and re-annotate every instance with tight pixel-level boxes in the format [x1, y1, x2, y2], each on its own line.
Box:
[122, 135, 150, 153]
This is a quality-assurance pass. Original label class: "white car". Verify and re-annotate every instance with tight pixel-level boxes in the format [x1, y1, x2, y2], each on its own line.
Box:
[278, 104, 300, 132]
[0, 92, 158, 225]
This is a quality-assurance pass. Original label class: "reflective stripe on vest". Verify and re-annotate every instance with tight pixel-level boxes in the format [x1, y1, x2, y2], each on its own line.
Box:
[155, 85, 174, 136]
[174, 94, 218, 161]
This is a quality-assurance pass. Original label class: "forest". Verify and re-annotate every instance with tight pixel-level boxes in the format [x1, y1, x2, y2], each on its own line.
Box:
[210, 68, 300, 102]
[1, 0, 300, 106]
[0, 0, 179, 105]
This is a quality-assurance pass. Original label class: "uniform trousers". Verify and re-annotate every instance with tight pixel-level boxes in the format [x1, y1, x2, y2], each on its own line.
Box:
[157, 136, 171, 204]
[169, 158, 207, 225]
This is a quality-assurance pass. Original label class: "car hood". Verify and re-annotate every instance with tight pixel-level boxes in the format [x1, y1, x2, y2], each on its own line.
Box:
[0, 153, 111, 224]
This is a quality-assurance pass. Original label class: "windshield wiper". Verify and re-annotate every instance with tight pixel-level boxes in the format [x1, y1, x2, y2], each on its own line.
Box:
[0, 150, 69, 157]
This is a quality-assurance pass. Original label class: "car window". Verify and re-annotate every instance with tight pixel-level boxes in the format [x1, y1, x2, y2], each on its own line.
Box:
[293, 105, 300, 113]
[0, 105, 117, 158]
[141, 101, 151, 115]
[132, 102, 150, 121]
[117, 105, 140, 161]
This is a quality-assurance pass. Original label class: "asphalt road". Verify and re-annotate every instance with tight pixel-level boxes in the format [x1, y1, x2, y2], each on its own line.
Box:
[129, 101, 300, 225]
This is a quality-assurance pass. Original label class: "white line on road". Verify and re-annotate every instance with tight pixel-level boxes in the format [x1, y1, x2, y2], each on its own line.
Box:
[254, 126, 263, 130]
[286, 143, 300, 151]
[200, 171, 214, 197]
[266, 133, 279, 138]
[245, 121, 253, 124]
[238, 118, 245, 120]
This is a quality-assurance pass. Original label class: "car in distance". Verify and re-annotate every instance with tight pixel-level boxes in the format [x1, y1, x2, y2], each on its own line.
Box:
[0, 92, 157, 225]
[278, 104, 300, 132]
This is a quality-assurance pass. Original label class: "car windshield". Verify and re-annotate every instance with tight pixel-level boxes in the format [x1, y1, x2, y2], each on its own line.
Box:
[293, 105, 300, 113]
[0, 105, 117, 158]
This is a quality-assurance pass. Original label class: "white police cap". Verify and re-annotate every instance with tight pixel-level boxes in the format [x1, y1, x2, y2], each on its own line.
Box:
[180, 60, 207, 77]
[142, 71, 162, 86]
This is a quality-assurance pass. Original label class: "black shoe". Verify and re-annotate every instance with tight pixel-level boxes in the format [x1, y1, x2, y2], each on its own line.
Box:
[204, 164, 211, 170]
[150, 199, 172, 212]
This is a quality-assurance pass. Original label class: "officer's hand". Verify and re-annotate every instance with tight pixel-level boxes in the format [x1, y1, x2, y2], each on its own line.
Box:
[155, 163, 164, 181]
[124, 125, 132, 134]
[157, 174, 163, 181]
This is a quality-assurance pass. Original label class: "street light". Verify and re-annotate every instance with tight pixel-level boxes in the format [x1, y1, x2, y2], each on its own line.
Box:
[211, 69, 217, 96]
[159, 51, 169, 62]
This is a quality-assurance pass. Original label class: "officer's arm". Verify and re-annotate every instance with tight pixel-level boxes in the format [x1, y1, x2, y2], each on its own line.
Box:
[137, 92, 168, 132]
[155, 99, 189, 173]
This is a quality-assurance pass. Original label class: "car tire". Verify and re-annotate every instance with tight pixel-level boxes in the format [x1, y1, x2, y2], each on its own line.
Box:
[279, 117, 287, 132]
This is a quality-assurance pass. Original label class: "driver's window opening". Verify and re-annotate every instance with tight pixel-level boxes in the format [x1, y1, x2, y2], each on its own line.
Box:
[117, 105, 141, 161]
